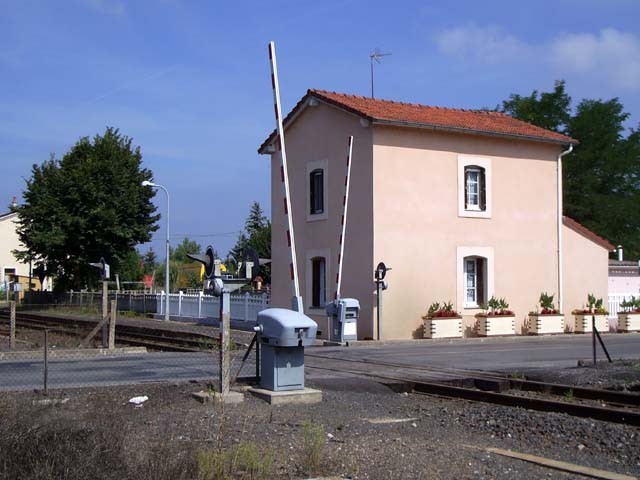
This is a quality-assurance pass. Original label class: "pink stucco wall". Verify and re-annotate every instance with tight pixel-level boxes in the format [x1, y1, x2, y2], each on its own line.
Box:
[562, 224, 609, 317]
[371, 126, 563, 338]
[269, 101, 375, 338]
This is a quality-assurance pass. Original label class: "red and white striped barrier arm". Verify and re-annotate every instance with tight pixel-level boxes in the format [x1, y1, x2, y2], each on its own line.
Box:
[268, 41, 302, 311]
[335, 135, 354, 300]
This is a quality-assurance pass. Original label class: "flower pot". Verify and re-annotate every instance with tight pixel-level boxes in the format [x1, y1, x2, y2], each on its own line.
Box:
[527, 314, 564, 335]
[423, 316, 462, 339]
[617, 312, 640, 332]
[476, 315, 516, 336]
[573, 314, 609, 333]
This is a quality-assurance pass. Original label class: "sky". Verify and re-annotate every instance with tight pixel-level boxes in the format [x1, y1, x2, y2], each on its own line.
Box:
[2, 0, 639, 259]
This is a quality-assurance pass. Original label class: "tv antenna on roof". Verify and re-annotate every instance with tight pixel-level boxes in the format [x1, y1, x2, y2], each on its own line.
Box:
[369, 48, 391, 99]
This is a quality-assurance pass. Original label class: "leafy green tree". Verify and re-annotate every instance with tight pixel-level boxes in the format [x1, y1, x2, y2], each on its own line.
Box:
[500, 80, 571, 133]
[172, 237, 202, 263]
[117, 249, 144, 282]
[13, 128, 159, 291]
[565, 99, 640, 258]
[500, 82, 640, 259]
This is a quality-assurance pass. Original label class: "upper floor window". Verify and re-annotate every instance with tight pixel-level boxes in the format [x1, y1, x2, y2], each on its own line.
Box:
[458, 156, 491, 219]
[464, 166, 486, 211]
[309, 169, 324, 215]
[311, 256, 326, 308]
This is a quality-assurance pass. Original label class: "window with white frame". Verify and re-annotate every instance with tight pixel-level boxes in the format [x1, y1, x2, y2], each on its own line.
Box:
[311, 256, 326, 308]
[458, 157, 491, 218]
[464, 166, 485, 211]
[464, 256, 486, 308]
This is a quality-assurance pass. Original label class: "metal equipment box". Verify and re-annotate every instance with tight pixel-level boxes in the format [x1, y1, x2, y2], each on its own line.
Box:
[255, 308, 317, 391]
[325, 298, 360, 343]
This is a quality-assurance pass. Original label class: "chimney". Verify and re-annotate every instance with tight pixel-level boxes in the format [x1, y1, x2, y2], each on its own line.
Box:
[617, 245, 624, 262]
[10, 197, 17, 209]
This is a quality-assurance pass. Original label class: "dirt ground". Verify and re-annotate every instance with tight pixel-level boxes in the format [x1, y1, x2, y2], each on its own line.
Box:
[0, 372, 638, 480]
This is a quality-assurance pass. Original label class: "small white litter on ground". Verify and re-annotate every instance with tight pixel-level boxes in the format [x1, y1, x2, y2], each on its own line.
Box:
[128, 396, 148, 405]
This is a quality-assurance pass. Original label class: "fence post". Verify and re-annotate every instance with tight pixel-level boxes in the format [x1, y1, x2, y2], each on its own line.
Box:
[109, 299, 116, 349]
[178, 291, 183, 317]
[9, 300, 16, 349]
[220, 290, 231, 397]
[244, 292, 249, 322]
[262, 292, 268, 309]
[129, 293, 132, 312]
[198, 291, 203, 318]
[43, 329, 49, 395]
[70, 289, 73, 305]
[79, 290, 83, 306]
[101, 281, 108, 347]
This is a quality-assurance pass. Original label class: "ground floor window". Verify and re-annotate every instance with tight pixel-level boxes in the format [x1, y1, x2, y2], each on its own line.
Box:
[311, 257, 326, 308]
[464, 256, 486, 308]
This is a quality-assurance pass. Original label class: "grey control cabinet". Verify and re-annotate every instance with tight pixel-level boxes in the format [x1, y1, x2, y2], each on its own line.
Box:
[326, 298, 360, 343]
[255, 308, 318, 391]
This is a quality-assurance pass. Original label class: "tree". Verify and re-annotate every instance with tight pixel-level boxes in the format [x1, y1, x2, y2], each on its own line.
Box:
[172, 237, 202, 263]
[229, 202, 271, 283]
[500, 82, 640, 259]
[117, 249, 144, 282]
[142, 248, 158, 276]
[500, 80, 571, 133]
[13, 128, 159, 291]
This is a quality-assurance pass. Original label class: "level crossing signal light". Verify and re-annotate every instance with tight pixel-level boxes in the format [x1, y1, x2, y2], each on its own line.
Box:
[88, 257, 110, 280]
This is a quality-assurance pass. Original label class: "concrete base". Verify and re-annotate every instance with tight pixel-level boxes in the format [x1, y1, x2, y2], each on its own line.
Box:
[322, 340, 351, 347]
[247, 387, 322, 405]
[192, 390, 244, 405]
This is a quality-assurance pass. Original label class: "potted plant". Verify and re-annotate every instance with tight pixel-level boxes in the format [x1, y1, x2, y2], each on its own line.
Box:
[527, 292, 564, 335]
[475, 296, 516, 336]
[572, 294, 609, 333]
[618, 296, 640, 332]
[422, 301, 462, 339]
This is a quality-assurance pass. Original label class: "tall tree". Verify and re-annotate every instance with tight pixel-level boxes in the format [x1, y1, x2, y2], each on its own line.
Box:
[228, 202, 271, 282]
[13, 128, 159, 290]
[500, 82, 640, 259]
[172, 237, 202, 263]
[142, 248, 158, 276]
[500, 80, 571, 133]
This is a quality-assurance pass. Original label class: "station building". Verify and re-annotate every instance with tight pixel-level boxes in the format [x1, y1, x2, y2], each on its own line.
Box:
[258, 90, 612, 340]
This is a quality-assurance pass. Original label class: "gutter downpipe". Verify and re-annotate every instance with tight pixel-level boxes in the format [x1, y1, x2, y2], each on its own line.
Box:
[558, 144, 573, 314]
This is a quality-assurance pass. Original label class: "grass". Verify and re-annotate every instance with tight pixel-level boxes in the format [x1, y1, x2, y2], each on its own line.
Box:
[563, 388, 575, 401]
[197, 442, 274, 479]
[302, 420, 325, 475]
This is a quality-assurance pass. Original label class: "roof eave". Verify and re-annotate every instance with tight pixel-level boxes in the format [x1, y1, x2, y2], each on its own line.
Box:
[371, 119, 577, 146]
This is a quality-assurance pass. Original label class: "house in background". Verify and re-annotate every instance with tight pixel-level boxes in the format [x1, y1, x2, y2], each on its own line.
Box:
[608, 258, 640, 296]
[259, 90, 611, 339]
[0, 199, 51, 295]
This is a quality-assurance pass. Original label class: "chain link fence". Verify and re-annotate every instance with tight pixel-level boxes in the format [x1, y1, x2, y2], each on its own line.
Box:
[0, 301, 259, 393]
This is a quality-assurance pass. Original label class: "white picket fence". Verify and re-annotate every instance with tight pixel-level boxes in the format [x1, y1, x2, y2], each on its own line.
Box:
[608, 293, 638, 318]
[157, 291, 269, 322]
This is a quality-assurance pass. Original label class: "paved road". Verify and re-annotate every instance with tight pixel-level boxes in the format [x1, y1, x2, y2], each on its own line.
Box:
[0, 351, 254, 392]
[1, 334, 638, 391]
[310, 333, 640, 372]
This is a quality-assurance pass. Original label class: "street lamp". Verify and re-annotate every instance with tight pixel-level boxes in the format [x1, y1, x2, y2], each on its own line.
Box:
[142, 180, 170, 321]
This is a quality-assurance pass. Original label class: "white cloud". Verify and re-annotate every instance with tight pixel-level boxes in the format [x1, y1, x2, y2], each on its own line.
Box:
[551, 28, 640, 90]
[80, 0, 126, 16]
[436, 25, 640, 91]
[435, 24, 527, 64]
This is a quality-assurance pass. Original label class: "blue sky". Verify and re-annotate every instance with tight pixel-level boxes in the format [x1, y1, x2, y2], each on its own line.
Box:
[2, 0, 639, 259]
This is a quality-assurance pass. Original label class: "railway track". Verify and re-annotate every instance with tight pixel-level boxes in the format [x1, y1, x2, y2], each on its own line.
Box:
[305, 353, 640, 427]
[0, 310, 230, 352]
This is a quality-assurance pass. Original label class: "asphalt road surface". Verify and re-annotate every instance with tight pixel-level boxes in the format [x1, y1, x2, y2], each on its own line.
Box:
[1, 333, 638, 391]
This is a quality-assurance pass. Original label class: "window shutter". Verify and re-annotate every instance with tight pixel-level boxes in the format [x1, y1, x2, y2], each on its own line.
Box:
[479, 169, 486, 211]
[318, 171, 324, 213]
[476, 258, 485, 305]
[464, 167, 468, 209]
[309, 172, 315, 214]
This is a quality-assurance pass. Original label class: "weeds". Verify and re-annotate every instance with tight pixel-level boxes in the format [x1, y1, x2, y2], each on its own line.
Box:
[197, 442, 273, 480]
[564, 388, 574, 401]
[302, 419, 325, 475]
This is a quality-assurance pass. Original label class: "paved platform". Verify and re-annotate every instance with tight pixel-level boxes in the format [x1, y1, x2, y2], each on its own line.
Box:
[306, 333, 640, 374]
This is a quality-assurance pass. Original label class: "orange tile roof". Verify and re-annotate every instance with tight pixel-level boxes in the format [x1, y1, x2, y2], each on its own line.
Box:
[563, 216, 614, 251]
[259, 89, 576, 152]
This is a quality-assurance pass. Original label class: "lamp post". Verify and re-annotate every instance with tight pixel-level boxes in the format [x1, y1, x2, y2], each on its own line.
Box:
[142, 180, 170, 321]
